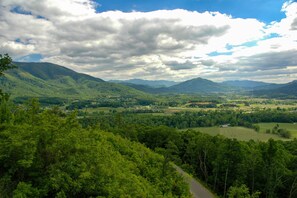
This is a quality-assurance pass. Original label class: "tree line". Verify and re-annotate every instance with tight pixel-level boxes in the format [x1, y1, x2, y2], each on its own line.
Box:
[80, 109, 297, 131]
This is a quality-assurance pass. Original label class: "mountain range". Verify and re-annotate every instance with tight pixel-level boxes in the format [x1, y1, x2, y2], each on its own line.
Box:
[0, 62, 148, 100]
[110, 79, 178, 88]
[1, 62, 296, 99]
[221, 80, 274, 88]
[113, 77, 297, 97]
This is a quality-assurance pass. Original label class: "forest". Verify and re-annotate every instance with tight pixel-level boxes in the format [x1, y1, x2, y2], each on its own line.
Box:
[77, 108, 297, 197]
[0, 54, 190, 197]
[0, 98, 190, 197]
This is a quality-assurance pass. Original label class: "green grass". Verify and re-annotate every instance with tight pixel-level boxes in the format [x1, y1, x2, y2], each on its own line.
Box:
[257, 123, 297, 138]
[182, 126, 287, 141]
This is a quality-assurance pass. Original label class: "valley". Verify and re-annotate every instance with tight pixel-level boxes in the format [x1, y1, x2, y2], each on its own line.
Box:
[1, 59, 297, 198]
[2, 0, 297, 197]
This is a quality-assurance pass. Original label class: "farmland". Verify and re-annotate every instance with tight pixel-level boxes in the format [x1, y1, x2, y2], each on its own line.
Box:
[257, 122, 297, 138]
[181, 126, 287, 141]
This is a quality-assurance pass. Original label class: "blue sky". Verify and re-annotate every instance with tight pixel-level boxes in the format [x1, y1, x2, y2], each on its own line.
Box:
[95, 0, 288, 23]
[1, 0, 297, 82]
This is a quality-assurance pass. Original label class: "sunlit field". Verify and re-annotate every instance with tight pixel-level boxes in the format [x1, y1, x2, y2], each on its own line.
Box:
[182, 126, 287, 141]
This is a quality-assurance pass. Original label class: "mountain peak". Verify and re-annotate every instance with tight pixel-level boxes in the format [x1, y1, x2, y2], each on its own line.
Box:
[2, 62, 148, 99]
[13, 62, 104, 82]
[168, 77, 227, 93]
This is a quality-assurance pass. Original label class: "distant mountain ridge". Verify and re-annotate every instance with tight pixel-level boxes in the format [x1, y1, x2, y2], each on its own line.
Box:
[1, 62, 296, 98]
[110, 79, 178, 88]
[221, 80, 275, 89]
[114, 77, 297, 97]
[116, 77, 236, 94]
[0, 62, 148, 99]
[253, 80, 297, 97]
[168, 77, 232, 93]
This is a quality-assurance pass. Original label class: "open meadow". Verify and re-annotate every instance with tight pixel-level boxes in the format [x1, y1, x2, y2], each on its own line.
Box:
[257, 122, 297, 138]
[181, 126, 288, 141]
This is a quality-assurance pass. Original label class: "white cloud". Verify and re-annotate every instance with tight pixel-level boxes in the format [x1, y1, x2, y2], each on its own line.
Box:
[0, 0, 296, 82]
[267, 0, 297, 39]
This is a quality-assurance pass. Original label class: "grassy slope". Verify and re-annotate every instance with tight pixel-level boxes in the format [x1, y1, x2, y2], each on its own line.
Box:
[257, 122, 297, 138]
[182, 126, 286, 141]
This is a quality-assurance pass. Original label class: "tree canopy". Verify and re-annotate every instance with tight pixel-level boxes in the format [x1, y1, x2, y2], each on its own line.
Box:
[0, 54, 15, 76]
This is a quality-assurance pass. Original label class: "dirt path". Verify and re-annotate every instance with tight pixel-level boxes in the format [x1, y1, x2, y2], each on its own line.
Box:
[174, 165, 215, 198]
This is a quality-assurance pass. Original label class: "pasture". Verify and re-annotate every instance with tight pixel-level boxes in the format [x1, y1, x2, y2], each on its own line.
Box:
[182, 126, 287, 141]
[257, 122, 297, 138]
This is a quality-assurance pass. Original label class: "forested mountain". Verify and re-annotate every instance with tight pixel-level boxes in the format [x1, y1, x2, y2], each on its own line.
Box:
[119, 83, 168, 94]
[167, 77, 232, 93]
[221, 80, 274, 89]
[111, 79, 178, 88]
[253, 80, 297, 97]
[2, 62, 296, 97]
[120, 77, 234, 94]
[0, 62, 148, 99]
[121, 77, 297, 97]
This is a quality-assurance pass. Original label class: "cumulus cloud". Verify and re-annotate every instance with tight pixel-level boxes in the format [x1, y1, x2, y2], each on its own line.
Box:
[163, 60, 197, 70]
[291, 18, 297, 30]
[0, 0, 296, 82]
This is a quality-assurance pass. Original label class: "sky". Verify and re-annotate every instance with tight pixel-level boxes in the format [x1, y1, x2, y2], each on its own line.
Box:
[0, 0, 297, 83]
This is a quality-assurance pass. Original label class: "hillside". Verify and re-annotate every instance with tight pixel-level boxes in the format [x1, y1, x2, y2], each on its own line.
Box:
[118, 77, 233, 94]
[111, 79, 178, 88]
[119, 83, 167, 94]
[0, 103, 190, 197]
[253, 80, 297, 97]
[0, 62, 149, 100]
[221, 80, 274, 89]
[167, 77, 232, 93]
[2, 62, 294, 97]
[122, 78, 291, 95]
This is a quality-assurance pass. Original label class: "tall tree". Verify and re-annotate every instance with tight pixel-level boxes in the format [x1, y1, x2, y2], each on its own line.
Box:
[0, 54, 15, 76]
[0, 54, 16, 97]
[0, 54, 15, 122]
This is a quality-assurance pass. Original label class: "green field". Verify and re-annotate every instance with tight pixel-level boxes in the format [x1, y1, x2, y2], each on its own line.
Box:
[257, 122, 297, 138]
[183, 126, 287, 141]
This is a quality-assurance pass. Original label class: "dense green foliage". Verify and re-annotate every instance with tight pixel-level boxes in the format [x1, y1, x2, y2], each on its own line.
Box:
[0, 54, 16, 97]
[0, 54, 16, 77]
[77, 107, 297, 197]
[0, 99, 190, 197]
[101, 123, 297, 198]
[81, 109, 297, 131]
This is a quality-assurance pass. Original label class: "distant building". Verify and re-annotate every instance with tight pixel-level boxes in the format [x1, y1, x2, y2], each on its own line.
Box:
[220, 124, 230, 128]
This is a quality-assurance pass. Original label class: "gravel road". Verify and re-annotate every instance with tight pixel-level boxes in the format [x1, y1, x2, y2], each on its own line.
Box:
[174, 165, 215, 198]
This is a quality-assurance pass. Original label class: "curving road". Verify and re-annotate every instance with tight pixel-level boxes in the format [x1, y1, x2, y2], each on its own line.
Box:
[174, 165, 215, 198]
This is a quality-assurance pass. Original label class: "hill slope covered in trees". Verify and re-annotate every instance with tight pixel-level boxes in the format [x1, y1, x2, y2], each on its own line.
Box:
[0, 100, 190, 197]
[0, 62, 149, 100]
